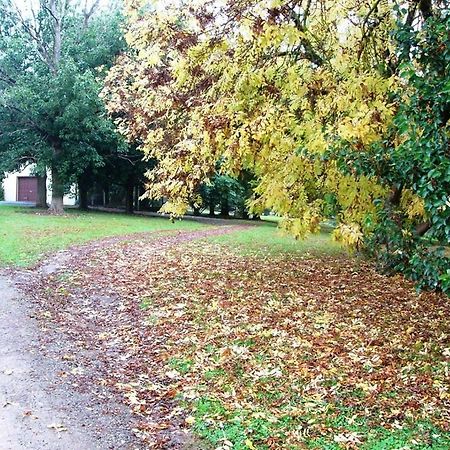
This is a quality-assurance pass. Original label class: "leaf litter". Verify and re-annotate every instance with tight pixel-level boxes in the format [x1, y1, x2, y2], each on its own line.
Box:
[15, 227, 450, 449]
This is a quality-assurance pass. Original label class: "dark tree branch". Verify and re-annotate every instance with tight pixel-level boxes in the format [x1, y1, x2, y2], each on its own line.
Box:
[83, 0, 100, 28]
[357, 0, 384, 60]
[415, 221, 431, 236]
[4, 104, 49, 135]
[389, 184, 403, 205]
[0, 69, 16, 85]
[10, 2, 55, 71]
[419, 0, 433, 20]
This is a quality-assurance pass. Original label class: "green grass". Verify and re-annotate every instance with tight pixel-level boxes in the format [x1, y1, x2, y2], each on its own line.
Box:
[0, 206, 344, 267]
[168, 357, 194, 374]
[209, 221, 344, 257]
[306, 419, 450, 450]
[0, 206, 206, 267]
[191, 397, 450, 450]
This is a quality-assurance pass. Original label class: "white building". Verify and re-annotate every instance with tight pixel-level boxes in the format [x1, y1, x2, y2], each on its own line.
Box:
[2, 165, 76, 206]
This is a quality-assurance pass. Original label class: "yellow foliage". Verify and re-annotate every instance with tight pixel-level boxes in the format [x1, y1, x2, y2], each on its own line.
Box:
[103, 0, 400, 241]
[333, 223, 364, 249]
[401, 190, 427, 220]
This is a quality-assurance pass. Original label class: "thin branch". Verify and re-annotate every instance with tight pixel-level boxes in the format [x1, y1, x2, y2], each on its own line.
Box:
[10, 1, 56, 72]
[4, 103, 49, 136]
[83, 0, 100, 28]
[42, 2, 59, 22]
[357, 0, 384, 60]
[0, 69, 17, 85]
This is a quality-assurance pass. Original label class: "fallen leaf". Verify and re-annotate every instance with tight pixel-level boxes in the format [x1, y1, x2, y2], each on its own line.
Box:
[185, 416, 196, 425]
[47, 423, 68, 432]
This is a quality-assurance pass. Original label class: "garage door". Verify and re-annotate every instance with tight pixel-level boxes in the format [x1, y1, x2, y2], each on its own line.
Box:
[17, 177, 38, 202]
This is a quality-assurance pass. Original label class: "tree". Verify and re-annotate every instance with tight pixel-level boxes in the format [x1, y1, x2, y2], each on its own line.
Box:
[193, 170, 254, 218]
[104, 0, 449, 292]
[0, 0, 124, 212]
[95, 145, 153, 214]
[362, 5, 450, 292]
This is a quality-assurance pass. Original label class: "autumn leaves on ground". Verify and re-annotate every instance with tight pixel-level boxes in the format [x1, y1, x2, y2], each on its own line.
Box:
[3, 208, 450, 449]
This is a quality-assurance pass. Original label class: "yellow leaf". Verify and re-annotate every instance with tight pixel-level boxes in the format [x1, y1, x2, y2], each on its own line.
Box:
[245, 439, 256, 449]
[185, 416, 196, 425]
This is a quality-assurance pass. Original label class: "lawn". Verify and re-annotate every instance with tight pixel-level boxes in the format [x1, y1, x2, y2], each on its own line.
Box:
[209, 221, 343, 257]
[0, 206, 344, 267]
[0, 205, 206, 267]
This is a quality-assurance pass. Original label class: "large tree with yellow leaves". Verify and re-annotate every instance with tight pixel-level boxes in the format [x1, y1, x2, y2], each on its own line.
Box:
[103, 0, 449, 293]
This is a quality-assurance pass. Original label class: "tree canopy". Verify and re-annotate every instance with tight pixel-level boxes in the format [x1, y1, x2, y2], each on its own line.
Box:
[0, 0, 125, 212]
[103, 0, 449, 293]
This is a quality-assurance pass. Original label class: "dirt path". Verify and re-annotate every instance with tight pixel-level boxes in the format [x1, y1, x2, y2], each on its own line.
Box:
[0, 226, 247, 449]
[0, 275, 141, 450]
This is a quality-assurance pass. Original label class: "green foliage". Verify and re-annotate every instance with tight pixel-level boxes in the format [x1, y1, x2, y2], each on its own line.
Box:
[359, 9, 450, 294]
[0, 0, 125, 210]
[195, 172, 250, 217]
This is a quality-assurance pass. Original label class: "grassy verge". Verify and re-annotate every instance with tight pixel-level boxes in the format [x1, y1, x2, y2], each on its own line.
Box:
[0, 206, 206, 267]
[209, 221, 344, 257]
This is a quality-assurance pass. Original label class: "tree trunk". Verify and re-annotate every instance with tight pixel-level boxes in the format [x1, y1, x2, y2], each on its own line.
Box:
[48, 138, 64, 213]
[134, 185, 140, 211]
[139, 185, 150, 211]
[78, 182, 89, 210]
[241, 209, 250, 220]
[389, 184, 403, 206]
[36, 174, 47, 208]
[220, 197, 229, 217]
[78, 172, 91, 211]
[104, 184, 110, 206]
[125, 181, 134, 214]
[49, 164, 64, 213]
[415, 221, 431, 236]
[50, 0, 62, 71]
[209, 200, 215, 217]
